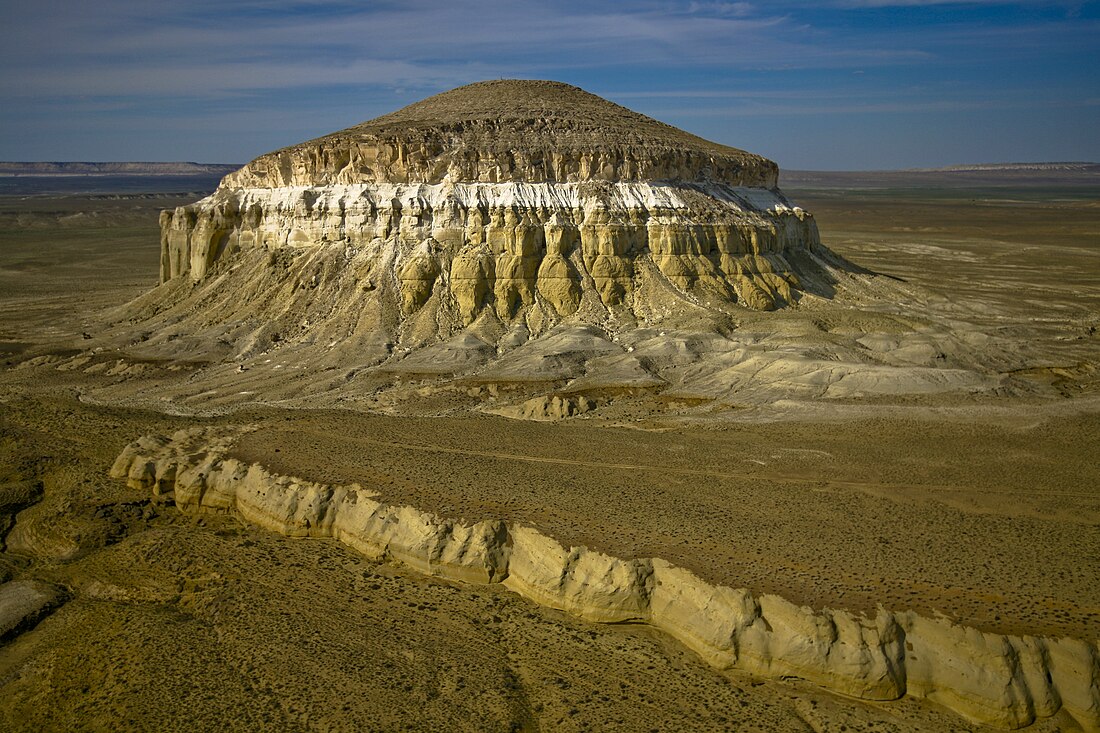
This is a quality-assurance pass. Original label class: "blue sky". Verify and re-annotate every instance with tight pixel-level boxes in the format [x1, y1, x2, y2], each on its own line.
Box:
[0, 0, 1097, 169]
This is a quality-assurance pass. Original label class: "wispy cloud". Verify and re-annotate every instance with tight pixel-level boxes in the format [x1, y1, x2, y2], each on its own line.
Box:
[685, 1, 757, 16]
[0, 0, 928, 99]
[0, 0, 1096, 167]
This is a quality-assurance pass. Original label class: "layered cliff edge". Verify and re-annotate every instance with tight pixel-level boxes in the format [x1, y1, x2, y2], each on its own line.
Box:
[111, 428, 1100, 732]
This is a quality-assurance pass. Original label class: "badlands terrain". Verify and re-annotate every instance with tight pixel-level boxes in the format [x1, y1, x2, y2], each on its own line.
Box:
[1, 82, 1099, 731]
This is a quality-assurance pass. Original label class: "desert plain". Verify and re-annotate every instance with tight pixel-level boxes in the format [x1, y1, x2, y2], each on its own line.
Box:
[0, 166, 1098, 732]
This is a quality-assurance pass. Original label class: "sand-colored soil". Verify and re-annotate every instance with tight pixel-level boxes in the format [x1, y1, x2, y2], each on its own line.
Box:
[228, 405, 1100, 642]
[0, 192, 189, 346]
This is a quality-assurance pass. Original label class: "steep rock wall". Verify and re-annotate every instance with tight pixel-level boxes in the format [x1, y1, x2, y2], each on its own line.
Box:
[111, 429, 1100, 732]
[220, 137, 779, 189]
[159, 181, 820, 318]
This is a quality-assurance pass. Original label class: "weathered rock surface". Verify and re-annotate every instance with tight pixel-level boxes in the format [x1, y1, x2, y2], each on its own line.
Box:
[159, 178, 819, 312]
[110, 429, 1100, 732]
[497, 394, 596, 421]
[0, 480, 42, 548]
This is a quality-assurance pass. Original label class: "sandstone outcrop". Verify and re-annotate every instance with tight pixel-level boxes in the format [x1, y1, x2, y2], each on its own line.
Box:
[498, 394, 596, 421]
[111, 430, 1100, 731]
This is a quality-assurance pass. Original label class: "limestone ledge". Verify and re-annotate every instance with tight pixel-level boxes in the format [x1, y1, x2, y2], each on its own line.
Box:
[160, 182, 820, 316]
[219, 136, 779, 190]
[111, 429, 1100, 732]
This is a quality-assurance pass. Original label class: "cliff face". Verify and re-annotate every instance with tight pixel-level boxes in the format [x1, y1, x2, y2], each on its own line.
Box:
[160, 180, 818, 319]
[219, 130, 778, 188]
[158, 80, 822, 332]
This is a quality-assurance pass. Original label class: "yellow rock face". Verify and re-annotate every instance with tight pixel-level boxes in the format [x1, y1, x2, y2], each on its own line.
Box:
[163, 186, 815, 315]
[536, 255, 581, 316]
[398, 242, 440, 314]
[449, 247, 491, 324]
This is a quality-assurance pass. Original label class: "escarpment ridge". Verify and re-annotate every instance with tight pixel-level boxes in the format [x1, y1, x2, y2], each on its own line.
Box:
[112, 429, 1100, 732]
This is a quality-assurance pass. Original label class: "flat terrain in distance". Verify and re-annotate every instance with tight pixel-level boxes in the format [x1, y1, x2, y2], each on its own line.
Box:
[0, 170, 1097, 731]
[0, 177, 217, 348]
[784, 168, 1100, 387]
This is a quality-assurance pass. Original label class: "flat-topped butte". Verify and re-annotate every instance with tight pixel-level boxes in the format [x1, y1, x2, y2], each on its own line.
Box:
[157, 78, 827, 349]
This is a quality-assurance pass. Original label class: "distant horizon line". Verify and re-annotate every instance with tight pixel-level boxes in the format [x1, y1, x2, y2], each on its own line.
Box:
[0, 160, 1097, 176]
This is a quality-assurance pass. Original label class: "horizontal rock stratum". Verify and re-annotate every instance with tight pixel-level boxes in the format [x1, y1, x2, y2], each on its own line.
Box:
[111, 429, 1100, 732]
[158, 80, 827, 333]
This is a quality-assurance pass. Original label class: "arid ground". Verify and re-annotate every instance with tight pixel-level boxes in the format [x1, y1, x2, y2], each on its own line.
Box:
[0, 171, 1097, 731]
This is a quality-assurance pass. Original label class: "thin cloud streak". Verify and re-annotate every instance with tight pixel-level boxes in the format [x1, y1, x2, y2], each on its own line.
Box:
[0, 59, 495, 99]
[0, 0, 1096, 168]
